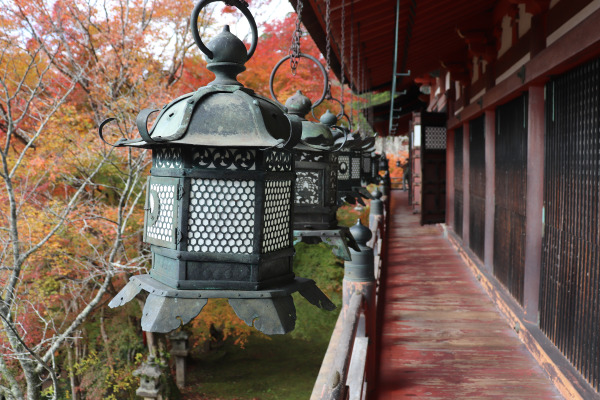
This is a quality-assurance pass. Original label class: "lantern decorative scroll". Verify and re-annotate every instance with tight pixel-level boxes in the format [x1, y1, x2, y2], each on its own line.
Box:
[104, 0, 334, 335]
[269, 54, 358, 260]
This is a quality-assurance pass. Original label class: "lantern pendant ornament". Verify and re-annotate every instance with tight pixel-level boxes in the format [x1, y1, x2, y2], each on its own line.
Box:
[104, 0, 334, 335]
[269, 54, 358, 261]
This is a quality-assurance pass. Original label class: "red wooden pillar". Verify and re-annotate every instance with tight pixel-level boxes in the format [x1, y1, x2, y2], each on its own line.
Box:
[462, 122, 470, 247]
[523, 85, 545, 323]
[446, 129, 455, 228]
[484, 110, 495, 271]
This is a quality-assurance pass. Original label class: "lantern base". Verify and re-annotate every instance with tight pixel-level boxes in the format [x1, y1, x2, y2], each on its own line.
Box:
[109, 274, 335, 335]
[149, 246, 295, 291]
[293, 227, 359, 261]
[293, 204, 338, 231]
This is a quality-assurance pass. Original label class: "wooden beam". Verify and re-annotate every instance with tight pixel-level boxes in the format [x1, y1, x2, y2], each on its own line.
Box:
[462, 122, 470, 248]
[448, 6, 600, 130]
[484, 109, 495, 272]
[446, 130, 455, 228]
[523, 85, 544, 324]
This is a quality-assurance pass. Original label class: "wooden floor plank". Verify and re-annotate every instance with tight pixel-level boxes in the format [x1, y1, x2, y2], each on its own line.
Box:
[375, 191, 563, 400]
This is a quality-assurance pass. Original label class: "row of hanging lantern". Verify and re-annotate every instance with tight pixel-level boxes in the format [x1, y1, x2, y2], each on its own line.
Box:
[101, 0, 388, 336]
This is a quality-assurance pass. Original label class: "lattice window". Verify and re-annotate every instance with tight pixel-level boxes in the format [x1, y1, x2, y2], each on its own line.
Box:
[295, 171, 320, 205]
[262, 180, 292, 253]
[351, 157, 361, 179]
[425, 126, 447, 150]
[363, 155, 371, 174]
[188, 179, 255, 254]
[338, 155, 350, 180]
[146, 182, 177, 243]
[154, 147, 182, 168]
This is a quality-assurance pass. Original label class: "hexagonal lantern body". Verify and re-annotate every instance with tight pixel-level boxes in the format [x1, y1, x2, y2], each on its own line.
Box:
[285, 92, 339, 230]
[146, 145, 295, 290]
[106, 1, 335, 336]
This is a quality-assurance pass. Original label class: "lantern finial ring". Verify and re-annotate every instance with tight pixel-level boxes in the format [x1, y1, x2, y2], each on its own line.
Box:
[190, 0, 258, 60]
[269, 53, 328, 109]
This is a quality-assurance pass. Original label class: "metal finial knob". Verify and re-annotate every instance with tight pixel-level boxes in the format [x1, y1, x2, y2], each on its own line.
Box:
[350, 219, 372, 245]
[285, 90, 312, 117]
[371, 187, 382, 199]
[320, 109, 338, 127]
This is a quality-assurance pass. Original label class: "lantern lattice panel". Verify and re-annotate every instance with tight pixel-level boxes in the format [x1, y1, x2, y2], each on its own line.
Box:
[351, 157, 361, 179]
[424, 126, 447, 150]
[329, 168, 337, 203]
[262, 180, 292, 253]
[338, 155, 350, 180]
[188, 178, 255, 254]
[363, 156, 371, 174]
[147, 182, 177, 243]
[154, 148, 182, 169]
[295, 171, 320, 205]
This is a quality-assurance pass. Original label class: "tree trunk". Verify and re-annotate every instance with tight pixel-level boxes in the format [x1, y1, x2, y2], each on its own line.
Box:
[66, 342, 81, 400]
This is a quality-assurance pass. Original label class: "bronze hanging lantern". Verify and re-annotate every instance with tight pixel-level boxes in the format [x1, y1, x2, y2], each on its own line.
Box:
[371, 153, 382, 183]
[359, 134, 376, 186]
[326, 122, 371, 205]
[102, 0, 334, 335]
[269, 53, 357, 260]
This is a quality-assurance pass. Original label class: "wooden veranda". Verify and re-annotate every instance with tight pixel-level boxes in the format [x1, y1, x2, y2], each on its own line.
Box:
[375, 191, 562, 399]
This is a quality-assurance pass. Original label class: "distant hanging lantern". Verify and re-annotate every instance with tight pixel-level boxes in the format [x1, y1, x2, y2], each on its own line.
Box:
[269, 54, 358, 260]
[371, 153, 382, 183]
[364, 146, 379, 185]
[360, 135, 376, 186]
[325, 120, 371, 205]
[102, 0, 334, 335]
[380, 151, 390, 172]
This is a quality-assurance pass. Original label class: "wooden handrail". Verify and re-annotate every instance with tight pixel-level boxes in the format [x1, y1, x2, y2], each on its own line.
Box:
[311, 188, 389, 400]
[319, 293, 364, 399]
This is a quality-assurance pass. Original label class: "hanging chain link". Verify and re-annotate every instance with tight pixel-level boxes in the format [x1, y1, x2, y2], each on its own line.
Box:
[340, 0, 346, 110]
[350, 1, 355, 126]
[324, 0, 332, 98]
[289, 0, 304, 75]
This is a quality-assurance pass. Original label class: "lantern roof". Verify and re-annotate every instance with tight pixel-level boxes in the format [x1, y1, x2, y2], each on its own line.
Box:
[111, 25, 299, 149]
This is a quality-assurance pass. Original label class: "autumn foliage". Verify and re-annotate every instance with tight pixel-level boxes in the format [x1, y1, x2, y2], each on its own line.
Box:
[0, 0, 364, 398]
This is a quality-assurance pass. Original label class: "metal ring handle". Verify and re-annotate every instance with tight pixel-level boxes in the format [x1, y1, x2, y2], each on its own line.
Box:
[190, 0, 258, 60]
[338, 112, 352, 133]
[269, 53, 328, 108]
[330, 96, 346, 119]
[311, 96, 346, 120]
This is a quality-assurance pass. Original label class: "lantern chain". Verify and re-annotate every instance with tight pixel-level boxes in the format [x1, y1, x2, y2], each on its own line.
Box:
[290, 0, 304, 75]
[350, 0, 355, 126]
[340, 0, 346, 110]
[325, 0, 332, 98]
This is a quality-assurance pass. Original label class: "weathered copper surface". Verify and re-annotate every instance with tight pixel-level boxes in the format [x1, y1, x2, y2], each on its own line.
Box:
[375, 191, 563, 399]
